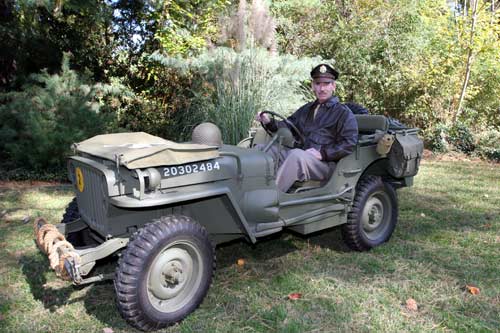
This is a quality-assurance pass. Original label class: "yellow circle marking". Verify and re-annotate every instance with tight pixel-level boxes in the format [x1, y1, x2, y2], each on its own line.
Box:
[76, 167, 84, 192]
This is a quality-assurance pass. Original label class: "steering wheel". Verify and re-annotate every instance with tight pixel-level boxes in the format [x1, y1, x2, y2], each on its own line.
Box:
[259, 110, 305, 147]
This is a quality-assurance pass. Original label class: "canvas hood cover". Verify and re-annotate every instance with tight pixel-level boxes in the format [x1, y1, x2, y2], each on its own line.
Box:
[73, 132, 219, 169]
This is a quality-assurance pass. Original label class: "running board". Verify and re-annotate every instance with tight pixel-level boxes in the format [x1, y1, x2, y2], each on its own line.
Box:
[279, 186, 353, 207]
[253, 202, 347, 237]
[283, 204, 345, 226]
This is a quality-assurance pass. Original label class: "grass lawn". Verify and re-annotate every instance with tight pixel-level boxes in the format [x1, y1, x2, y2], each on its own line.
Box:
[0, 159, 498, 332]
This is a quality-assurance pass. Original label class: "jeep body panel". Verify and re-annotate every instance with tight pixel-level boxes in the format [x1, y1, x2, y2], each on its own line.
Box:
[66, 118, 422, 247]
[35, 114, 423, 293]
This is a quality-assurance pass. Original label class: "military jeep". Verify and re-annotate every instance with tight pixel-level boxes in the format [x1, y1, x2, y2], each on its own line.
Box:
[34, 113, 423, 331]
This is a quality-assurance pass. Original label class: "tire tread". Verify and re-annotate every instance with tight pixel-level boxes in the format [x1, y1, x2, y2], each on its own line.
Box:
[342, 176, 398, 251]
[115, 215, 215, 331]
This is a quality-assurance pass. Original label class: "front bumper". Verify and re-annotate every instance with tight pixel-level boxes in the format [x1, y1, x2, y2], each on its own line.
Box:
[33, 217, 129, 284]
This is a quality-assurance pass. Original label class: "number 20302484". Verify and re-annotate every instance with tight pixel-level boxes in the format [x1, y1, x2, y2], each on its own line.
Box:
[163, 160, 220, 178]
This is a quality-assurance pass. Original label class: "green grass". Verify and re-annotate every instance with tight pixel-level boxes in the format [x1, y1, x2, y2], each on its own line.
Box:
[0, 160, 499, 332]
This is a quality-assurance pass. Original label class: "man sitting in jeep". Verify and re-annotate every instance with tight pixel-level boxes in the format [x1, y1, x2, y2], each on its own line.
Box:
[255, 64, 358, 192]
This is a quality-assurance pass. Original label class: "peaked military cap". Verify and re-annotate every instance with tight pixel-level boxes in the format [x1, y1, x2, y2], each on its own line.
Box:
[310, 63, 339, 81]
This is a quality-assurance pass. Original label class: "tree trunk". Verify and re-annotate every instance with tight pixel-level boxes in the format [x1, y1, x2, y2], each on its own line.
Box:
[491, 1, 494, 25]
[454, 0, 479, 122]
[0, 0, 16, 87]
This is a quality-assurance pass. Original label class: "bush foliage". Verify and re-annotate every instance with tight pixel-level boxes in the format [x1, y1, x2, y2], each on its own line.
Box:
[1, 0, 499, 179]
[475, 128, 500, 162]
[425, 121, 478, 154]
[0, 55, 127, 172]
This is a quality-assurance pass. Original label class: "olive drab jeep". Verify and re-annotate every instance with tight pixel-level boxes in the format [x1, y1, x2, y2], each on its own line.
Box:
[33, 112, 423, 331]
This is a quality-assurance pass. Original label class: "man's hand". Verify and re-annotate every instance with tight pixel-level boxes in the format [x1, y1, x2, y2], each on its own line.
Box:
[305, 148, 322, 160]
[255, 112, 271, 124]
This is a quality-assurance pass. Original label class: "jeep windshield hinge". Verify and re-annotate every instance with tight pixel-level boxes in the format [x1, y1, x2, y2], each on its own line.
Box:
[220, 152, 243, 180]
[135, 168, 146, 200]
[114, 154, 123, 178]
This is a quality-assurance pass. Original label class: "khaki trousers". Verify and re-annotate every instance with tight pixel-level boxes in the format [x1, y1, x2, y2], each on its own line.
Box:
[258, 144, 332, 192]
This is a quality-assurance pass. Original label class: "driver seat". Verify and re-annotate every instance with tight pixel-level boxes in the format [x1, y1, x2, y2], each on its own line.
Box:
[250, 126, 331, 193]
[291, 164, 334, 193]
[291, 180, 324, 193]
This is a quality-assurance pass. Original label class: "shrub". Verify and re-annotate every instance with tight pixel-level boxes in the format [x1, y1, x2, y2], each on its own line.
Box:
[425, 124, 449, 152]
[475, 128, 500, 162]
[0, 55, 127, 172]
[0, 166, 67, 182]
[447, 122, 475, 154]
[116, 61, 196, 141]
[425, 122, 475, 155]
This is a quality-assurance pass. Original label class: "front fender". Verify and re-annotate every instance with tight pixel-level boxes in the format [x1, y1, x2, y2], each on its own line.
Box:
[109, 185, 256, 244]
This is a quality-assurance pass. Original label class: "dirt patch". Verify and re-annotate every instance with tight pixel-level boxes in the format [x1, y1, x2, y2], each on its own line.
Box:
[0, 180, 70, 189]
[422, 149, 434, 160]
[422, 150, 497, 164]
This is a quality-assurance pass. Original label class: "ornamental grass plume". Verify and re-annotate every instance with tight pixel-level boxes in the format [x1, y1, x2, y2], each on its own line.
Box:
[219, 0, 277, 53]
[148, 48, 324, 144]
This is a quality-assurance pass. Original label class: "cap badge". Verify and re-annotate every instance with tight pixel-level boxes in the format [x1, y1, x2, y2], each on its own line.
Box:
[319, 65, 327, 73]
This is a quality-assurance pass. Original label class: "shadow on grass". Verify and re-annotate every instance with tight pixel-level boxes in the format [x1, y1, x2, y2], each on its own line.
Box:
[0, 190, 24, 220]
[20, 252, 133, 330]
[297, 225, 351, 253]
[216, 232, 301, 269]
[215, 222, 352, 270]
[20, 254, 84, 311]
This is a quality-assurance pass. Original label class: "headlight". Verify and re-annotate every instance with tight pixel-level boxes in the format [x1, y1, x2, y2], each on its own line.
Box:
[144, 168, 161, 190]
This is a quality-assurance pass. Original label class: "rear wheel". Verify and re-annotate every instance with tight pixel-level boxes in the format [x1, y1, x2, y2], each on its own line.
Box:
[342, 176, 398, 251]
[115, 215, 215, 331]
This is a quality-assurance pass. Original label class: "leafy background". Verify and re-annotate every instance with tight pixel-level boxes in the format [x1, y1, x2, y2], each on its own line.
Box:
[1, 0, 499, 179]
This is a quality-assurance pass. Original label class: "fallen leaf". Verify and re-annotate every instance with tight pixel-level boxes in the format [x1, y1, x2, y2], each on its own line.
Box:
[466, 285, 480, 295]
[288, 293, 302, 300]
[237, 259, 245, 266]
[405, 298, 418, 312]
[103, 328, 114, 333]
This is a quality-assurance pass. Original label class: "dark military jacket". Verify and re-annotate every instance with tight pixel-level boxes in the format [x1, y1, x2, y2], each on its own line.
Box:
[269, 96, 358, 162]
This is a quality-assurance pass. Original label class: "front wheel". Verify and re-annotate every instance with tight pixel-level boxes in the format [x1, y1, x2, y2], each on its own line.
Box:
[115, 215, 215, 331]
[342, 176, 398, 251]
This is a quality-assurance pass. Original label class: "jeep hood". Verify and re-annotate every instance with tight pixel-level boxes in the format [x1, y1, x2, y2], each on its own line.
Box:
[73, 132, 219, 169]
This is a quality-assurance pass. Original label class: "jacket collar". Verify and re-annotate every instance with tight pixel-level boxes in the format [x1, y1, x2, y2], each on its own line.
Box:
[314, 96, 339, 108]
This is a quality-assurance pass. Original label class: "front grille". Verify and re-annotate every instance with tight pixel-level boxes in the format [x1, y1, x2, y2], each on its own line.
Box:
[72, 163, 108, 236]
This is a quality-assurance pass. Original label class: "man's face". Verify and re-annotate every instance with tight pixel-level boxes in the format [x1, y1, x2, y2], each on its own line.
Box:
[312, 80, 336, 103]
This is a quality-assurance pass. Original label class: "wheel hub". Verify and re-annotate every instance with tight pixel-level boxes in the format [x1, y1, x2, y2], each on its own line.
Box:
[147, 240, 203, 313]
[162, 261, 185, 286]
[149, 247, 194, 300]
[368, 205, 382, 225]
[362, 196, 384, 232]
